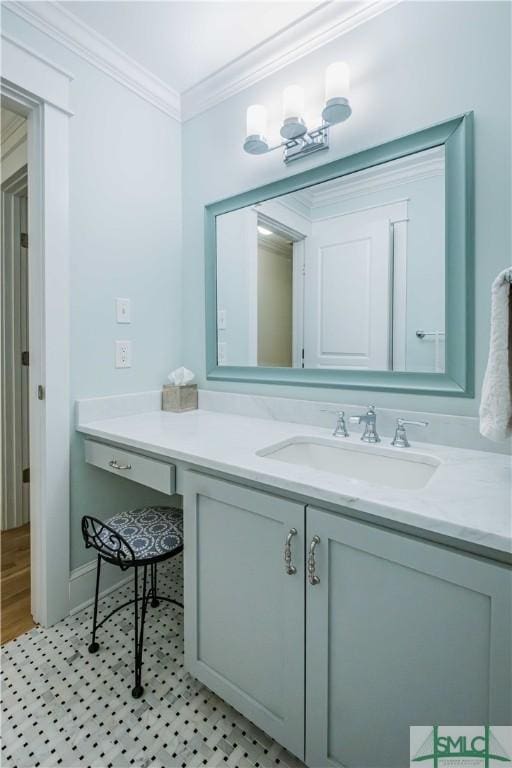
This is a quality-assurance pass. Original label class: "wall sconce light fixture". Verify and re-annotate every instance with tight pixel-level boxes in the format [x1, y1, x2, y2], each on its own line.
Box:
[243, 62, 352, 164]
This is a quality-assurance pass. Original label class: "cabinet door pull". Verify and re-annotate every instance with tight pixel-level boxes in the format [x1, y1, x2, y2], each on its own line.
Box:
[109, 459, 132, 471]
[284, 528, 298, 575]
[308, 535, 321, 585]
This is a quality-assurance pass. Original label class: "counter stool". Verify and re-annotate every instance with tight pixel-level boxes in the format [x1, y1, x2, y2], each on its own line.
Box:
[81, 506, 183, 698]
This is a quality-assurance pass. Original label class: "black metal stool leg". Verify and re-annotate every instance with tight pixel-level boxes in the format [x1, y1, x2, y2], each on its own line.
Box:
[88, 555, 101, 653]
[151, 562, 159, 608]
[132, 564, 149, 699]
[132, 566, 142, 698]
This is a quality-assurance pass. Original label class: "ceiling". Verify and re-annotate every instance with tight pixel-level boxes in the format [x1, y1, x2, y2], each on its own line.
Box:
[56, 1, 324, 94]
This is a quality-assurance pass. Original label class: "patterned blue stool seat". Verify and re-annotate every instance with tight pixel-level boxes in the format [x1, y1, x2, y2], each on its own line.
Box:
[98, 506, 183, 564]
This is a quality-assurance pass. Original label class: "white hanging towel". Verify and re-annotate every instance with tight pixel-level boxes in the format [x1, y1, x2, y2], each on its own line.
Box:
[479, 267, 512, 441]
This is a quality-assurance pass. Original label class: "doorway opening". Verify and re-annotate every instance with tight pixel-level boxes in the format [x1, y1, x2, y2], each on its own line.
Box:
[1, 106, 35, 643]
[256, 213, 305, 368]
[257, 219, 294, 367]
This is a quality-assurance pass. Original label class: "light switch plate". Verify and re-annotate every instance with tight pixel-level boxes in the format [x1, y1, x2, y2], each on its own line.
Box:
[116, 298, 131, 324]
[115, 340, 132, 368]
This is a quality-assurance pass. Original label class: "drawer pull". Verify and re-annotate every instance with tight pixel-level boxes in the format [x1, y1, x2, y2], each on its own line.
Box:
[109, 459, 132, 471]
[284, 528, 297, 575]
[308, 535, 321, 585]
[85, 440, 175, 494]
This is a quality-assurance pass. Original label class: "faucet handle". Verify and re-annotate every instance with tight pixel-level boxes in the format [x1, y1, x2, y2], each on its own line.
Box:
[321, 409, 349, 437]
[391, 418, 429, 448]
[398, 418, 428, 428]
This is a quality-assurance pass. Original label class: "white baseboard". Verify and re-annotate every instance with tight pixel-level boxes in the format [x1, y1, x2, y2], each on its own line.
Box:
[69, 558, 132, 614]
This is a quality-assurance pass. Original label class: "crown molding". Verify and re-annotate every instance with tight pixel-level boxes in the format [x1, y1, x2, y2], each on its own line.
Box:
[4, 0, 401, 124]
[3, 1, 181, 121]
[181, 0, 402, 121]
[283, 146, 444, 213]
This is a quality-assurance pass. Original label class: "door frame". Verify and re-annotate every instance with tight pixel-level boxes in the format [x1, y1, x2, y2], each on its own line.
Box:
[1, 167, 29, 531]
[292, 239, 305, 368]
[1, 38, 72, 626]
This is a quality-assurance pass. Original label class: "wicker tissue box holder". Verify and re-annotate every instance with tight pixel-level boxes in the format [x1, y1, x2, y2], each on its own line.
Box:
[162, 383, 198, 412]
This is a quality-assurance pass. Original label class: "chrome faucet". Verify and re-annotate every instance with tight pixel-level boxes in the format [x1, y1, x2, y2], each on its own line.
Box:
[391, 418, 428, 448]
[321, 409, 349, 437]
[349, 405, 380, 443]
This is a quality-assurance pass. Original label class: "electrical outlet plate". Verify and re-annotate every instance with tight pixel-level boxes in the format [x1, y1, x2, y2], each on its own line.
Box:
[218, 341, 227, 364]
[115, 340, 132, 368]
[217, 309, 227, 330]
[116, 298, 131, 323]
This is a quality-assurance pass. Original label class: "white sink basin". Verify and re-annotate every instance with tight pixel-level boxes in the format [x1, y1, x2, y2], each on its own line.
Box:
[257, 437, 440, 490]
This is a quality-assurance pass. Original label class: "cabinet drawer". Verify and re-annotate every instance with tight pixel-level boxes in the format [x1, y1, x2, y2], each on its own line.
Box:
[85, 440, 175, 494]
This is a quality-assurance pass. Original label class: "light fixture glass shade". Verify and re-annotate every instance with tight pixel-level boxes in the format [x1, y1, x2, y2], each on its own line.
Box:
[322, 62, 352, 125]
[246, 104, 267, 137]
[283, 85, 304, 120]
[281, 85, 307, 139]
[244, 104, 269, 154]
[325, 62, 350, 101]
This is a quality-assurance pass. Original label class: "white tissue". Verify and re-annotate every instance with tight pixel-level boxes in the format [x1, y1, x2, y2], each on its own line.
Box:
[167, 366, 195, 387]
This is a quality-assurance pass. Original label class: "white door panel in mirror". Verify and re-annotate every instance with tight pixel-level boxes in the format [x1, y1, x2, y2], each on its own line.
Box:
[215, 145, 445, 373]
[303, 217, 391, 369]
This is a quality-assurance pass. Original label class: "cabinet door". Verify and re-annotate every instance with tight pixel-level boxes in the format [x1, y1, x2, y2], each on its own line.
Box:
[305, 507, 512, 768]
[184, 473, 306, 759]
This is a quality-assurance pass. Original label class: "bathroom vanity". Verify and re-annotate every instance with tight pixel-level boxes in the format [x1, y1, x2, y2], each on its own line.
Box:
[74, 111, 510, 767]
[77, 403, 511, 768]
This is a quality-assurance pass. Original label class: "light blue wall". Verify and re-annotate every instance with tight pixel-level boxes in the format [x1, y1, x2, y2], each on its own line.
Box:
[182, 0, 511, 417]
[2, 9, 183, 568]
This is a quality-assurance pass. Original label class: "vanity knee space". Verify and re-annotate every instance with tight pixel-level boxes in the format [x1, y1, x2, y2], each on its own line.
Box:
[183, 471, 512, 768]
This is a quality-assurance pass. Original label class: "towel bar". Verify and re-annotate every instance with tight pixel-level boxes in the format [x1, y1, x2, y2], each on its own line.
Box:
[416, 330, 446, 340]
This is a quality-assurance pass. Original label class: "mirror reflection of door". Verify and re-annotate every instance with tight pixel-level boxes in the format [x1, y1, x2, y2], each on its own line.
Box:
[303, 215, 392, 370]
[215, 145, 445, 373]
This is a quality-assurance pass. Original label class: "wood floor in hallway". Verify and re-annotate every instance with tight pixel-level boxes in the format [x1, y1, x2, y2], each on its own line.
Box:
[1, 523, 35, 644]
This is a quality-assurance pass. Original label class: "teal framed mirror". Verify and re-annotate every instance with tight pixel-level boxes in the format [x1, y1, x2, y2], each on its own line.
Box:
[205, 113, 473, 396]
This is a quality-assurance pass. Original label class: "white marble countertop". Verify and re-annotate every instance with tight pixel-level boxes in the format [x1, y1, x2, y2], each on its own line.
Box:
[77, 408, 511, 560]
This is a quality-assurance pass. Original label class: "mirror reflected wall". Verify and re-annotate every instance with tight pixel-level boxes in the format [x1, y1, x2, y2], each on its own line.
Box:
[206, 114, 473, 396]
[217, 146, 445, 373]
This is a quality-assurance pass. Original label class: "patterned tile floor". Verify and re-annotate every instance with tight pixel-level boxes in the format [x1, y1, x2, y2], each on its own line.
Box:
[1, 555, 305, 768]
